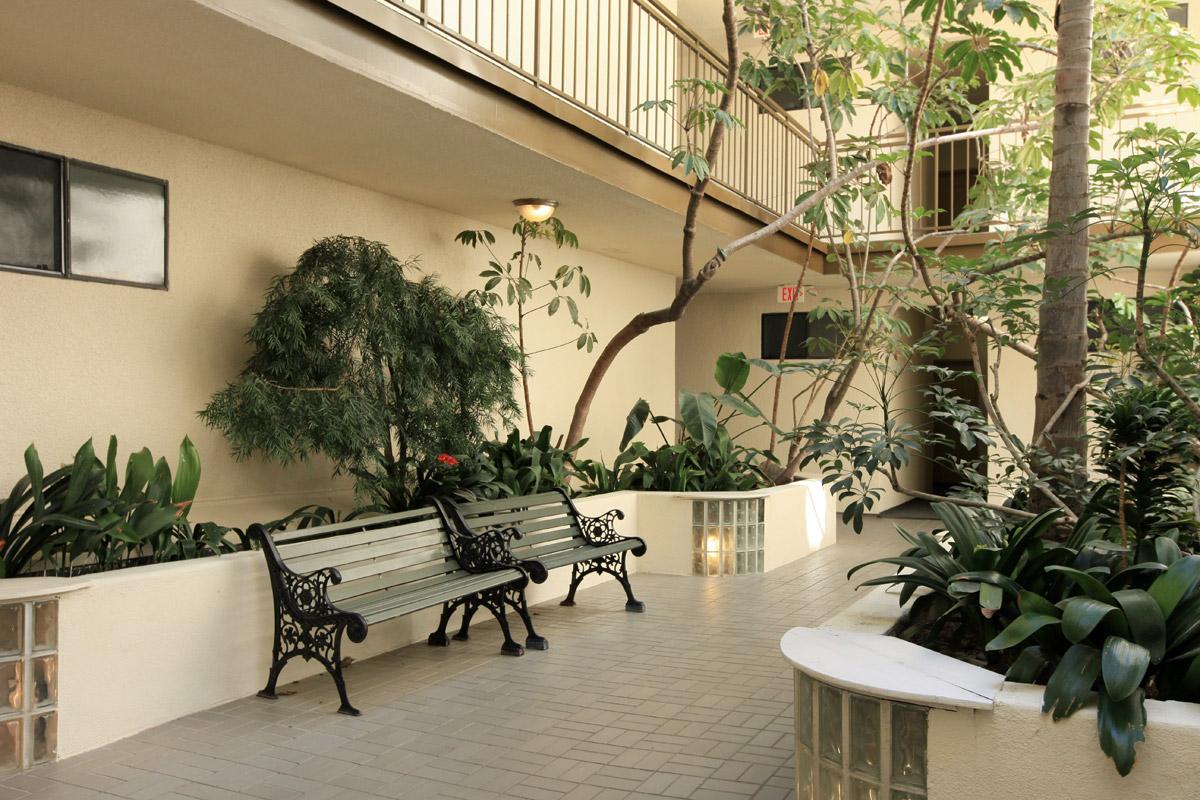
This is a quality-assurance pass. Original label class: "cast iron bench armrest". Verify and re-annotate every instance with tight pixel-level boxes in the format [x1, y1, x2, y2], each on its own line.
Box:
[248, 523, 367, 640]
[434, 500, 549, 584]
[576, 508, 648, 556]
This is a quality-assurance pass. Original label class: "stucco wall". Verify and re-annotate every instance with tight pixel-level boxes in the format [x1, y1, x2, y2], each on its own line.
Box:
[0, 80, 676, 527]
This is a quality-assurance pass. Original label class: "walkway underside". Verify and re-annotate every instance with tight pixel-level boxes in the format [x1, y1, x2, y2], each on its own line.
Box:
[12, 524, 899, 800]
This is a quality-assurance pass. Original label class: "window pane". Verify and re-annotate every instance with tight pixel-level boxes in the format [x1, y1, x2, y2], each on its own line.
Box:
[68, 163, 165, 286]
[0, 145, 61, 273]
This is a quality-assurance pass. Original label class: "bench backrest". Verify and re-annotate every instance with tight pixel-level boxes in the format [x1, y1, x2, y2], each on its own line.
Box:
[449, 490, 585, 559]
[263, 507, 462, 606]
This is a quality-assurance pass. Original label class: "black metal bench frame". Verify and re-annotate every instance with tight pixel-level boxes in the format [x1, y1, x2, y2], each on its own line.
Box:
[249, 502, 547, 716]
[445, 488, 647, 623]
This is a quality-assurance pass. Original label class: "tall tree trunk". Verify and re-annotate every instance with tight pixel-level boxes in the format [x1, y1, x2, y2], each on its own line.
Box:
[1032, 0, 1093, 507]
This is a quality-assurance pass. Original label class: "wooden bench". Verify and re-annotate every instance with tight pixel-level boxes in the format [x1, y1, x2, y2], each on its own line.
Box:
[249, 503, 548, 716]
[444, 489, 647, 618]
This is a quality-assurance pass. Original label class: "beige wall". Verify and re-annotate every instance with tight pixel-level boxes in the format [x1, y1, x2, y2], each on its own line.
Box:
[0, 81, 676, 527]
[675, 286, 926, 511]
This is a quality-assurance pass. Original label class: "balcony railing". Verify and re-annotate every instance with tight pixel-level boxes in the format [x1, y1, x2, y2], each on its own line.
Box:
[345, 0, 819, 231]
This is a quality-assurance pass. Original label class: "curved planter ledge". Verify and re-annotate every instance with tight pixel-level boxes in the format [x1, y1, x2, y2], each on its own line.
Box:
[786, 587, 1200, 800]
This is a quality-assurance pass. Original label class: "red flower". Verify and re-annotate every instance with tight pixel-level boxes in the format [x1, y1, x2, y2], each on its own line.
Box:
[436, 453, 459, 467]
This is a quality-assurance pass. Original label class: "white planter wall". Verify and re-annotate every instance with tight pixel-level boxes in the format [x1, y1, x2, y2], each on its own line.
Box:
[785, 588, 1200, 800]
[634, 480, 836, 576]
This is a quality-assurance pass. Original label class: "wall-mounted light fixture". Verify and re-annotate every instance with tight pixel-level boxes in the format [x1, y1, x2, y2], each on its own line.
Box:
[512, 198, 559, 223]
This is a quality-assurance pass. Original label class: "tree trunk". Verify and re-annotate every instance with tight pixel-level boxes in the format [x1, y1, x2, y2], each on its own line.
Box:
[1032, 0, 1093, 506]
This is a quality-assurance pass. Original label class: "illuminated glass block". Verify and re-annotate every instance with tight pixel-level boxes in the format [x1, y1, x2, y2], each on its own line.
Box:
[850, 696, 881, 778]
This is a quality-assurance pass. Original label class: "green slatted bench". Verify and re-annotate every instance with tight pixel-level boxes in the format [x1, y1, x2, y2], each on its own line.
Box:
[248, 503, 547, 716]
[444, 489, 647, 623]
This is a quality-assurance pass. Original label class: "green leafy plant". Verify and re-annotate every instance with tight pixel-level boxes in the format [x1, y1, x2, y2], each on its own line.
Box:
[987, 548, 1200, 775]
[457, 218, 595, 434]
[1087, 383, 1200, 553]
[595, 353, 778, 493]
[0, 437, 236, 576]
[201, 236, 520, 511]
[849, 504, 1075, 657]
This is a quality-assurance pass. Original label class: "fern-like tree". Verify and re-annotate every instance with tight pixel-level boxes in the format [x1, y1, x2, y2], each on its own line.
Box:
[201, 236, 520, 510]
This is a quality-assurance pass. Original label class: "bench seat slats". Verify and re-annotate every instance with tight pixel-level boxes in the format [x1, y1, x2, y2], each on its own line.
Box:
[513, 539, 638, 567]
[276, 519, 444, 561]
[283, 530, 448, 574]
[456, 502, 574, 529]
[327, 557, 462, 603]
[451, 491, 564, 515]
[271, 508, 440, 544]
[344, 568, 525, 623]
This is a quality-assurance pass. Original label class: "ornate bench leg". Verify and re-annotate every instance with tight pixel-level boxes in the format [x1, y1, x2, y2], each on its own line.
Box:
[476, 588, 525, 656]
[429, 598, 466, 647]
[504, 586, 548, 650]
[453, 598, 479, 642]
[560, 563, 584, 607]
[613, 552, 646, 613]
[329, 633, 360, 717]
[561, 553, 645, 612]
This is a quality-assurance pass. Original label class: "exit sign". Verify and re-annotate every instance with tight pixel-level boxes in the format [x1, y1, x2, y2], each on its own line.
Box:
[778, 285, 805, 303]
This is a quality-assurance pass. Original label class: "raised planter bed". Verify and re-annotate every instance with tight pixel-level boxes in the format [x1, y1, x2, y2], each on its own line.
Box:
[634, 480, 836, 576]
[782, 588, 1200, 800]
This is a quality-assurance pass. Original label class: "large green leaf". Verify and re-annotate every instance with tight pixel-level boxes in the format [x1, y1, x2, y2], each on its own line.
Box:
[1101, 637, 1150, 702]
[1148, 555, 1200, 617]
[620, 399, 651, 450]
[1112, 589, 1166, 663]
[1061, 597, 1121, 643]
[986, 612, 1061, 651]
[1097, 688, 1146, 777]
[24, 444, 44, 520]
[64, 439, 97, 508]
[1006, 645, 1049, 683]
[1046, 566, 1118, 605]
[172, 436, 201, 506]
[714, 352, 750, 394]
[678, 390, 718, 451]
[1018, 590, 1060, 617]
[1042, 644, 1100, 720]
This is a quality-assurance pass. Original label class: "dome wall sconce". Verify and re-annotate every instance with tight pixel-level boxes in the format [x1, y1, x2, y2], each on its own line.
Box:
[512, 198, 559, 223]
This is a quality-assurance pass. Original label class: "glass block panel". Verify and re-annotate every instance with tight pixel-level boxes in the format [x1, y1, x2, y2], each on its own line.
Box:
[819, 764, 844, 800]
[721, 525, 734, 550]
[692, 501, 704, 525]
[722, 551, 734, 576]
[33, 602, 55, 652]
[757, 499, 766, 522]
[0, 719, 18, 772]
[706, 500, 719, 522]
[692, 551, 705, 576]
[722, 500, 734, 523]
[756, 551, 766, 573]
[31, 713, 55, 764]
[796, 743, 814, 800]
[795, 671, 813, 748]
[68, 163, 166, 286]
[818, 685, 843, 764]
[889, 793, 924, 800]
[692, 527, 704, 552]
[757, 524, 766, 548]
[736, 527, 746, 550]
[0, 607, 21, 658]
[849, 695, 881, 778]
[0, 662, 21, 714]
[735, 501, 745, 523]
[32, 657, 55, 708]
[0, 145, 61, 273]
[850, 780, 880, 800]
[736, 552, 747, 574]
[890, 704, 928, 789]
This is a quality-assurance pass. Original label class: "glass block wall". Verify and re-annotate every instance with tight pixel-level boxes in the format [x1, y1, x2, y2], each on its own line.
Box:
[0, 600, 58, 771]
[691, 498, 765, 576]
[795, 670, 927, 800]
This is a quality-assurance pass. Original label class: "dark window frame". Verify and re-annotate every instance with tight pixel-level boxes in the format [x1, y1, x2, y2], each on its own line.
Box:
[761, 311, 843, 360]
[0, 139, 169, 291]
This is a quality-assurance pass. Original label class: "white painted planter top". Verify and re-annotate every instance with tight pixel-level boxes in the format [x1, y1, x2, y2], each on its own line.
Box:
[0, 576, 90, 602]
[654, 478, 824, 500]
[780, 627, 1004, 711]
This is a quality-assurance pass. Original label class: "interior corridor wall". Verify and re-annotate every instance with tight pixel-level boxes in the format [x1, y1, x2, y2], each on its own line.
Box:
[0, 81, 676, 526]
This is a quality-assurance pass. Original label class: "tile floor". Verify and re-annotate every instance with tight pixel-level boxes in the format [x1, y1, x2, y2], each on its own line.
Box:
[11, 518, 908, 800]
